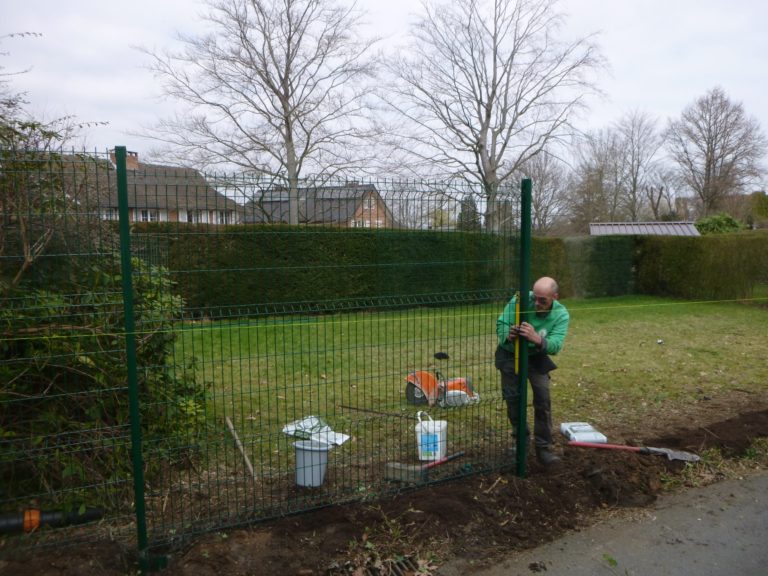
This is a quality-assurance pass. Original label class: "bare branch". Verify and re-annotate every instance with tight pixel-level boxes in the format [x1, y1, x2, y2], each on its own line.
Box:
[382, 0, 602, 231]
[666, 86, 767, 217]
[139, 0, 381, 221]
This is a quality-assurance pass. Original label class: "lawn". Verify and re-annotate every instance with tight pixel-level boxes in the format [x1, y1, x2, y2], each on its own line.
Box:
[557, 295, 768, 433]
[170, 294, 768, 475]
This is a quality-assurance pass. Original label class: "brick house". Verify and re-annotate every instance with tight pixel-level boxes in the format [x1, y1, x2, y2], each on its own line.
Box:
[242, 182, 396, 228]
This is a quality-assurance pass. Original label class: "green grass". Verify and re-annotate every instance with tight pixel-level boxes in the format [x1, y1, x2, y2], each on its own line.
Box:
[169, 295, 768, 478]
[555, 295, 767, 432]
[170, 303, 505, 479]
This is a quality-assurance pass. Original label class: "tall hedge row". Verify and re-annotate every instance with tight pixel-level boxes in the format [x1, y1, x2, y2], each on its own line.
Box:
[150, 225, 515, 314]
[136, 225, 768, 312]
[636, 231, 768, 299]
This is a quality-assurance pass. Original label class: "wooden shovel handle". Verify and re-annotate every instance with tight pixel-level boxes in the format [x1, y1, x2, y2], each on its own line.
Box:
[568, 441, 644, 453]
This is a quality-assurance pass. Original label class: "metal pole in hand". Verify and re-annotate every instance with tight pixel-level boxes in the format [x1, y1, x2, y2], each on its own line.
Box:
[516, 178, 533, 477]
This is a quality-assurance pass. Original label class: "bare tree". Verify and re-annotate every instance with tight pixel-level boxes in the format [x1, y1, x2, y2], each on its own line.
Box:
[666, 87, 767, 216]
[518, 151, 568, 235]
[565, 112, 664, 230]
[616, 110, 662, 221]
[141, 0, 378, 224]
[385, 0, 601, 231]
[644, 168, 678, 220]
[566, 128, 628, 232]
[386, 193, 422, 229]
[1, 33, 40, 144]
[1, 33, 103, 292]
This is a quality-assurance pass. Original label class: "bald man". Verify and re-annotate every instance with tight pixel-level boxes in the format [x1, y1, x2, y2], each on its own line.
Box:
[495, 277, 570, 466]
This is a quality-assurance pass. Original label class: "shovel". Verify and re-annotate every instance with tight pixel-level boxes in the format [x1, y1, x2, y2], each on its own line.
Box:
[568, 441, 701, 463]
[385, 451, 465, 483]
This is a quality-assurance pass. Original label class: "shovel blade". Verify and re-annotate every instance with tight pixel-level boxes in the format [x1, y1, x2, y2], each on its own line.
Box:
[384, 462, 426, 483]
[646, 446, 701, 462]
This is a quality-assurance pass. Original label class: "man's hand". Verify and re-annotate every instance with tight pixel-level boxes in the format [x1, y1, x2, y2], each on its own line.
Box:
[514, 322, 542, 346]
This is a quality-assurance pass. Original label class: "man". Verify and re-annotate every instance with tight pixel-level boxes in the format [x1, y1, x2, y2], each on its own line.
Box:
[495, 276, 570, 465]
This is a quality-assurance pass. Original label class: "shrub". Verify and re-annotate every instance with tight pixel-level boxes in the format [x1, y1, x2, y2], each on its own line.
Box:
[695, 213, 744, 235]
[0, 255, 207, 506]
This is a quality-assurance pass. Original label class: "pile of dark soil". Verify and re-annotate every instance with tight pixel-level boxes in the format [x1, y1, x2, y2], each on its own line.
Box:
[3, 408, 767, 576]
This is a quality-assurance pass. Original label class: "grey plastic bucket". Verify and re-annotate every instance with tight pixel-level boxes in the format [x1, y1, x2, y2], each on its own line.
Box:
[293, 440, 331, 487]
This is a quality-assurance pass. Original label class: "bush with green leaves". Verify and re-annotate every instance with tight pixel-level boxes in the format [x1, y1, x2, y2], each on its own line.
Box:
[0, 255, 207, 505]
[695, 213, 744, 235]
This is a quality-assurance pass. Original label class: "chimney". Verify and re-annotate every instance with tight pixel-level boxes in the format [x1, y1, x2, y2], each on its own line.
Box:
[109, 150, 140, 170]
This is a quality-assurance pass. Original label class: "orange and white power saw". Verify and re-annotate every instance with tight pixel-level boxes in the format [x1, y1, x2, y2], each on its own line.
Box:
[405, 369, 480, 408]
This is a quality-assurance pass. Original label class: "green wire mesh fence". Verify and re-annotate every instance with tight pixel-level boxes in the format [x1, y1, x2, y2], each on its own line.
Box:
[0, 147, 523, 558]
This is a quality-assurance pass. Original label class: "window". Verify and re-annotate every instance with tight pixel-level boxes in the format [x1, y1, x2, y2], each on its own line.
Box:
[103, 208, 118, 221]
[217, 211, 232, 225]
[187, 210, 206, 223]
[139, 210, 159, 222]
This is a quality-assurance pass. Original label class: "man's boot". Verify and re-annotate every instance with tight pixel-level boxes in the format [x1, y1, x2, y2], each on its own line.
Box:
[536, 446, 561, 466]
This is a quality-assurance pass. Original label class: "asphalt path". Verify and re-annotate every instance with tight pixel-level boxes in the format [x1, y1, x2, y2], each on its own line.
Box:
[439, 470, 768, 576]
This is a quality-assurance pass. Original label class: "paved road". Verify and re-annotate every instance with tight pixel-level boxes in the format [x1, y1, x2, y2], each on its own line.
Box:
[439, 470, 768, 576]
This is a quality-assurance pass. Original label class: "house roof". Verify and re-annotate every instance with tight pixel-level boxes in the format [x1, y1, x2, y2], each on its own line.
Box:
[243, 183, 393, 225]
[118, 163, 241, 212]
[589, 222, 700, 237]
[72, 152, 243, 213]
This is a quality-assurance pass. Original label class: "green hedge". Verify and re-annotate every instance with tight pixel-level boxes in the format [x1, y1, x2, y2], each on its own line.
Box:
[636, 231, 768, 299]
[530, 236, 637, 299]
[531, 237, 571, 294]
[146, 225, 515, 314]
[134, 225, 768, 311]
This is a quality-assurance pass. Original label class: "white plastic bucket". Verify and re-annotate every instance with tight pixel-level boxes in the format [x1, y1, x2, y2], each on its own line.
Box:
[415, 411, 447, 461]
[293, 440, 331, 487]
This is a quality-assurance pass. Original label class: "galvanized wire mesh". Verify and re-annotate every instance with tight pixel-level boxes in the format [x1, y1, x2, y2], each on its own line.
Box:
[0, 148, 522, 555]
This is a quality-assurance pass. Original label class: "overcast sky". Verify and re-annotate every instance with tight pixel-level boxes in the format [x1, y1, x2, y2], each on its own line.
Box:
[4, 0, 767, 164]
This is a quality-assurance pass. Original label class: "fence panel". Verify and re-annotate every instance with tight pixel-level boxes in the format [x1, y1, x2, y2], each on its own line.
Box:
[1, 148, 522, 558]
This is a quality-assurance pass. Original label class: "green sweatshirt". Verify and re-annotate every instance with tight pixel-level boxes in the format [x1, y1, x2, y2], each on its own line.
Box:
[496, 291, 570, 356]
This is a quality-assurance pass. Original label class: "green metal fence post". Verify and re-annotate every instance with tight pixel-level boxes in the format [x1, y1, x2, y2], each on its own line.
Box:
[515, 178, 533, 477]
[115, 147, 153, 572]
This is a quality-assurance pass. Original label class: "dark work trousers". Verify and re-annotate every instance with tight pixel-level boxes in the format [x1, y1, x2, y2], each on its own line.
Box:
[495, 345, 554, 448]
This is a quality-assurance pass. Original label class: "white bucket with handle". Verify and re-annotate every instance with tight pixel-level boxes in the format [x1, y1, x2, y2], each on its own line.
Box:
[293, 440, 332, 487]
[415, 411, 447, 461]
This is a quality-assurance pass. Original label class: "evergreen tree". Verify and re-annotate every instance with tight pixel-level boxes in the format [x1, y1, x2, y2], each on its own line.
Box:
[457, 195, 482, 232]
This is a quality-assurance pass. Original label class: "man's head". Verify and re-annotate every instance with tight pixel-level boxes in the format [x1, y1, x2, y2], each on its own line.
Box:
[532, 276, 559, 316]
